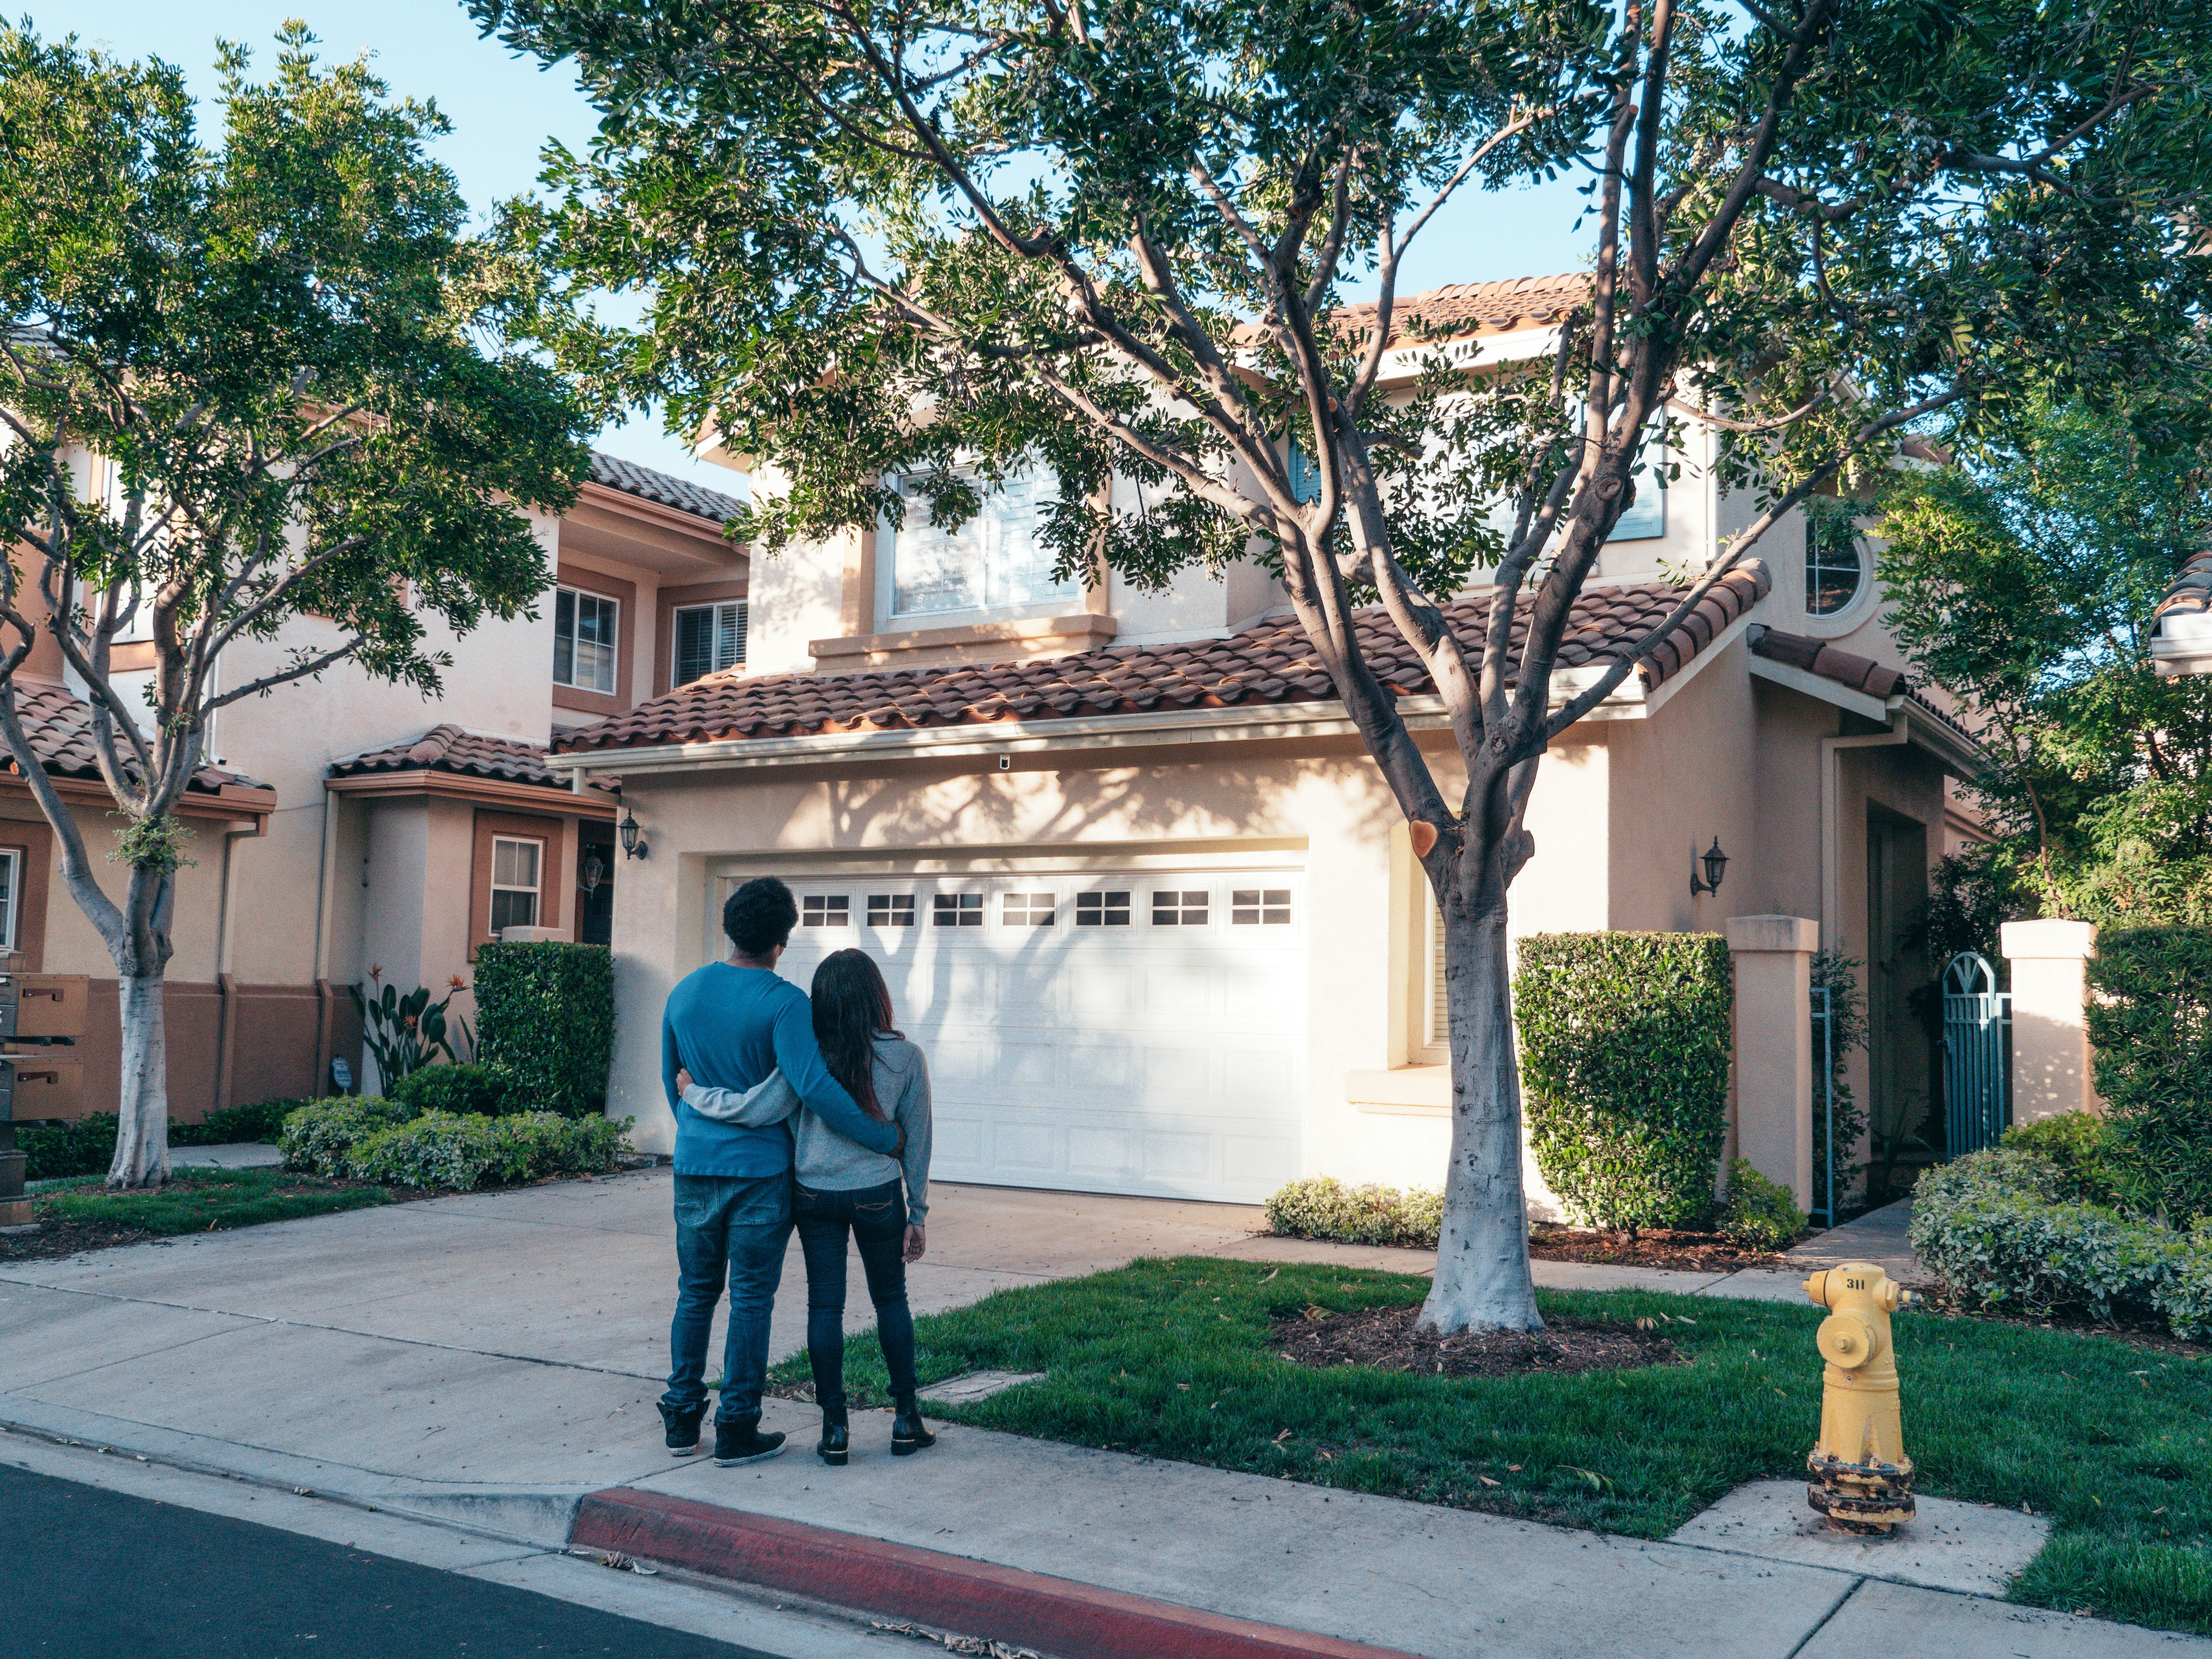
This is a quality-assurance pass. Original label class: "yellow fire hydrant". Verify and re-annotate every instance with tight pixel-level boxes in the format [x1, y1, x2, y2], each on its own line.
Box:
[1802, 1261, 1918, 1535]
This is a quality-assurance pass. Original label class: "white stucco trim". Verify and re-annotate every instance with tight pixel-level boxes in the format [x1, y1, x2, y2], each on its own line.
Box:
[1748, 654, 1982, 778]
[1747, 654, 1892, 723]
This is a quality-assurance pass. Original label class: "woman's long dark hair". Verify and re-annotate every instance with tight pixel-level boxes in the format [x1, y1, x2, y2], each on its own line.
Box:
[811, 949, 902, 1121]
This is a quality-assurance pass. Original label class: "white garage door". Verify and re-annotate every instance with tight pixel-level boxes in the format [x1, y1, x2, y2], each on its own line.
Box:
[725, 863, 1305, 1203]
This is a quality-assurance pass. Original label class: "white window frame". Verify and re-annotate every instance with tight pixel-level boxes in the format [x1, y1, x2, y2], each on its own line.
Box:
[0, 847, 20, 951]
[1001, 891, 1056, 928]
[673, 600, 748, 686]
[866, 893, 916, 928]
[878, 468, 1076, 621]
[489, 836, 544, 935]
[1804, 513, 1870, 624]
[1230, 887, 1293, 926]
[1075, 889, 1132, 927]
[932, 892, 985, 927]
[1150, 888, 1210, 927]
[802, 894, 852, 929]
[553, 585, 621, 695]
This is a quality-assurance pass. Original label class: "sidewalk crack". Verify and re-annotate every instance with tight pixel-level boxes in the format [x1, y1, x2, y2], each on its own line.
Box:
[1782, 1575, 1864, 1659]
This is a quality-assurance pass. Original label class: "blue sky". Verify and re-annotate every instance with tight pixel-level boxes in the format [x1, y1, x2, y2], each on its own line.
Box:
[49, 3, 1594, 482]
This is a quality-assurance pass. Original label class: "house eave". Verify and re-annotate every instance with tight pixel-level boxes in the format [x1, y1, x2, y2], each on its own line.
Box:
[1749, 655, 1985, 776]
[326, 767, 618, 817]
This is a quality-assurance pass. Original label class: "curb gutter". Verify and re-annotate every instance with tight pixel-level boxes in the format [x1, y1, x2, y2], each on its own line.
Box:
[571, 1486, 1421, 1659]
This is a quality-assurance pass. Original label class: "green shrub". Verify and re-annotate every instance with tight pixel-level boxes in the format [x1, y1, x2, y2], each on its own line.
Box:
[2001, 1111, 2124, 1206]
[473, 941, 614, 1118]
[1265, 1177, 1443, 1248]
[390, 1064, 521, 1118]
[1808, 951, 1868, 1217]
[174, 1098, 312, 1146]
[1717, 1160, 1806, 1250]
[1516, 931, 1733, 1231]
[2086, 926, 2212, 1224]
[20, 1114, 117, 1181]
[346, 1110, 631, 1191]
[278, 1096, 414, 1176]
[1910, 1148, 2212, 1337]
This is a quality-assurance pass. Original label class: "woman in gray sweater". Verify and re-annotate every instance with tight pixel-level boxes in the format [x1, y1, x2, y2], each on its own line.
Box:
[675, 947, 933, 1466]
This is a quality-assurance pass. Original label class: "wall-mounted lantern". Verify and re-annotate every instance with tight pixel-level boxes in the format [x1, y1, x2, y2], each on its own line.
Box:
[619, 807, 649, 861]
[1690, 835, 1729, 898]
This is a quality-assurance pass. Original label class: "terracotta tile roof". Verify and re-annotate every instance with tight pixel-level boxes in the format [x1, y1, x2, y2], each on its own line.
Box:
[1749, 626, 1907, 699]
[588, 452, 745, 525]
[3, 680, 268, 794]
[330, 724, 616, 793]
[554, 563, 1770, 755]
[2155, 548, 2212, 622]
[1332, 273, 1590, 349]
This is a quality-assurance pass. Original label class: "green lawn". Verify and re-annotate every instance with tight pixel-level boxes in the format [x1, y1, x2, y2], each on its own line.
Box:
[33, 1166, 390, 1237]
[772, 1256, 2212, 1636]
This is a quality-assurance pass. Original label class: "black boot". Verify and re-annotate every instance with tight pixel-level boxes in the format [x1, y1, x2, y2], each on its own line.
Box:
[890, 1393, 936, 1457]
[712, 1414, 787, 1467]
[659, 1400, 705, 1458]
[816, 1403, 850, 1467]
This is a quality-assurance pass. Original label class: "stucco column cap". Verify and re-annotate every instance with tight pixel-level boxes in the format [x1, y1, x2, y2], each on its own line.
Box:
[2000, 919, 2097, 961]
[1724, 915, 1819, 954]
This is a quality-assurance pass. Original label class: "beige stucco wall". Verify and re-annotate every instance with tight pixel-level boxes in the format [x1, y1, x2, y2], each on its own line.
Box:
[0, 794, 231, 979]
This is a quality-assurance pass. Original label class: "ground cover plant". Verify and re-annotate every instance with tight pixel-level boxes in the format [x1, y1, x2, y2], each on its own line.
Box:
[773, 1257, 2212, 1635]
[27, 1167, 389, 1239]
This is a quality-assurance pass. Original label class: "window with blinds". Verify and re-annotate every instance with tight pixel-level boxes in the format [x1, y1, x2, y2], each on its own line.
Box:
[1428, 899, 1449, 1051]
[674, 601, 748, 686]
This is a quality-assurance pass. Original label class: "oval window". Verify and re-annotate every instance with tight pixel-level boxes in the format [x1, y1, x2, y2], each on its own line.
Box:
[1806, 515, 1864, 617]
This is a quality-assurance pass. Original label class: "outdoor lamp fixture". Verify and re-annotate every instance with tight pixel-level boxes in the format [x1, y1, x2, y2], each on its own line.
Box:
[619, 808, 649, 861]
[1690, 836, 1729, 898]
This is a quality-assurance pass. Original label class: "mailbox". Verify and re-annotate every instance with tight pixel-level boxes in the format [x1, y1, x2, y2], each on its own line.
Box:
[0, 1050, 86, 1121]
[0, 974, 91, 1040]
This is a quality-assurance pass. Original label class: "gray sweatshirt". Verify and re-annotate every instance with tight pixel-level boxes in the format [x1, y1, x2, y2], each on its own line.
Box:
[680, 1035, 932, 1225]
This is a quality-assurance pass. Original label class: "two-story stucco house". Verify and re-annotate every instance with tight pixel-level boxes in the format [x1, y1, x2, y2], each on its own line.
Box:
[544, 275, 1980, 1213]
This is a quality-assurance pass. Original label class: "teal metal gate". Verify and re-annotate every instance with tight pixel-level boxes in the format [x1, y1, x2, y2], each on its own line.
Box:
[1941, 952, 2011, 1157]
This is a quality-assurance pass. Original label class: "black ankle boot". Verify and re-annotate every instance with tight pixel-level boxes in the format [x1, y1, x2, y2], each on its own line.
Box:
[816, 1404, 850, 1467]
[890, 1393, 936, 1456]
[712, 1414, 787, 1467]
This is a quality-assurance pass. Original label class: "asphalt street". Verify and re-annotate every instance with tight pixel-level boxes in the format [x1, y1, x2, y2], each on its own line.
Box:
[0, 1464, 786, 1659]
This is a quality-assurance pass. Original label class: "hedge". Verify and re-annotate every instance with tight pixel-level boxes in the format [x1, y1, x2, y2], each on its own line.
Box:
[1910, 1148, 2212, 1341]
[390, 1063, 523, 1118]
[1265, 1177, 1442, 1248]
[473, 941, 614, 1118]
[347, 1110, 630, 1191]
[2085, 926, 2212, 1224]
[23, 1098, 313, 1180]
[279, 1097, 414, 1176]
[1516, 931, 1734, 1231]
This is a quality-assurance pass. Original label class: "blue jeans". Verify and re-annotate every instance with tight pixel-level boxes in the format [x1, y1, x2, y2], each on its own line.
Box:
[793, 1178, 916, 1410]
[662, 1172, 792, 1424]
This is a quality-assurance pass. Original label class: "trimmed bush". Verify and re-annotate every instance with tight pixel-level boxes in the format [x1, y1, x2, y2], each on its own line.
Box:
[390, 1064, 521, 1118]
[1718, 1160, 1806, 1251]
[1910, 1149, 2212, 1339]
[346, 1110, 631, 1191]
[278, 1096, 414, 1176]
[1265, 1177, 1442, 1248]
[175, 1098, 311, 1146]
[2001, 1111, 2124, 1207]
[1516, 931, 1734, 1231]
[20, 1114, 117, 1182]
[473, 941, 614, 1118]
[2085, 926, 2212, 1224]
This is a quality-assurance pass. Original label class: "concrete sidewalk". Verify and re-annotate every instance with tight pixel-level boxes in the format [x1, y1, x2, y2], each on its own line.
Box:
[1, 1173, 2167, 1659]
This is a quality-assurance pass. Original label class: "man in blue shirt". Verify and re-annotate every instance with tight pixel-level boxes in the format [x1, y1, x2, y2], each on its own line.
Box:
[658, 876, 902, 1465]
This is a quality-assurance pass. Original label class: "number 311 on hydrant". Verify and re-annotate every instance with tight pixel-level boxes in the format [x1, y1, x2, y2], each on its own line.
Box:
[1803, 1262, 1918, 1535]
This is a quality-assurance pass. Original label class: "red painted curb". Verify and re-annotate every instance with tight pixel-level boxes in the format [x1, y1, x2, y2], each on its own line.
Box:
[571, 1486, 1419, 1659]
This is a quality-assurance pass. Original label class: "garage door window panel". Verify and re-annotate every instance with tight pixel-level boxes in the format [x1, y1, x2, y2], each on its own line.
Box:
[1230, 889, 1293, 925]
[1151, 890, 1209, 927]
[934, 893, 984, 927]
[803, 894, 851, 929]
[1076, 891, 1131, 927]
[867, 894, 916, 928]
[1002, 892, 1055, 927]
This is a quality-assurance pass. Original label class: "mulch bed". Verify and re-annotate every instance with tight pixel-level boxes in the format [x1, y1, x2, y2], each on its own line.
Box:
[1526, 1224, 1798, 1273]
[1272, 1302, 1683, 1378]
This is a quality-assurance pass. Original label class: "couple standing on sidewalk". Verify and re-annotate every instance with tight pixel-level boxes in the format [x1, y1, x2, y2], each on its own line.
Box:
[656, 875, 936, 1469]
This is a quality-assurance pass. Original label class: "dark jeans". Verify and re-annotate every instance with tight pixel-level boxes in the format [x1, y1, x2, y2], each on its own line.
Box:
[662, 1172, 792, 1424]
[793, 1178, 916, 1412]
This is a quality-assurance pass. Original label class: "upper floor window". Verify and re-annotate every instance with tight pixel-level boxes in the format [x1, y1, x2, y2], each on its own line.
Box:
[888, 470, 1074, 617]
[0, 847, 19, 951]
[554, 588, 618, 694]
[1806, 514, 1865, 617]
[489, 837, 542, 934]
[675, 601, 747, 686]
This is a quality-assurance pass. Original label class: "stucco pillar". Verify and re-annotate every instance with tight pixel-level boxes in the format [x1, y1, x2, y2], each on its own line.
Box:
[1726, 915, 1818, 1210]
[2001, 919, 2100, 1122]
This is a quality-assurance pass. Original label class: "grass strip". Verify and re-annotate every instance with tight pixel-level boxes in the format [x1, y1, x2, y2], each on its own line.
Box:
[773, 1255, 2212, 1636]
[34, 1166, 390, 1237]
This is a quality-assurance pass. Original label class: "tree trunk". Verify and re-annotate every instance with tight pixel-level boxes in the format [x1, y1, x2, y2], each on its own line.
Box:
[107, 972, 171, 1189]
[1419, 890, 1544, 1333]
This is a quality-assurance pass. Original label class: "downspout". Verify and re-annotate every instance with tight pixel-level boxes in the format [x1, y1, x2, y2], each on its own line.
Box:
[1819, 709, 1909, 950]
[211, 817, 259, 1112]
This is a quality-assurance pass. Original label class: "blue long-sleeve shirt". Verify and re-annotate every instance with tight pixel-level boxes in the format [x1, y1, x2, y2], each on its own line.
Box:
[660, 962, 899, 1177]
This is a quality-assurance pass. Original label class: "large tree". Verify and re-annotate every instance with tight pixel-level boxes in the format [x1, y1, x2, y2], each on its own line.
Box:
[0, 26, 591, 1187]
[1881, 397, 2212, 928]
[478, 0, 2212, 1327]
